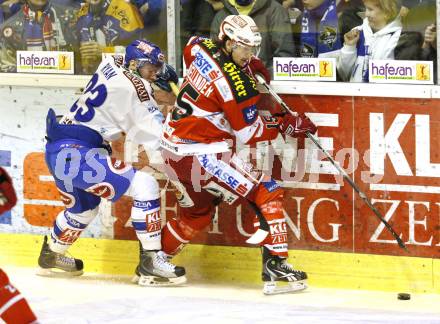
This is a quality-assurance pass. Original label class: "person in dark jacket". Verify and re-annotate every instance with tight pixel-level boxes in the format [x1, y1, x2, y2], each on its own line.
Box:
[420, 23, 437, 81]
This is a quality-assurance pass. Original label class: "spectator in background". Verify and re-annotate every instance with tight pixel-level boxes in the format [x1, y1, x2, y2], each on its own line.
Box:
[421, 23, 436, 79]
[337, 0, 421, 82]
[51, 0, 81, 8]
[181, 0, 223, 46]
[296, 0, 342, 58]
[0, 0, 77, 72]
[337, 0, 364, 36]
[132, 0, 163, 28]
[131, 0, 167, 48]
[0, 0, 22, 25]
[400, 0, 436, 34]
[76, 0, 144, 73]
[210, 0, 295, 73]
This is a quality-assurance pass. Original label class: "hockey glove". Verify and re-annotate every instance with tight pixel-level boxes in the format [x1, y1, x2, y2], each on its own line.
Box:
[155, 63, 179, 92]
[0, 167, 17, 215]
[244, 56, 271, 84]
[279, 113, 317, 138]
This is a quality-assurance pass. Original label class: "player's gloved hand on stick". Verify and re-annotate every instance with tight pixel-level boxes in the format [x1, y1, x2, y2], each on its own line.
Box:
[244, 56, 271, 84]
[279, 113, 317, 138]
[155, 63, 178, 92]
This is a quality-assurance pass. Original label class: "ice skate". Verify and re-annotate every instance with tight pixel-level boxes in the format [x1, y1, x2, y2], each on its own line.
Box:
[262, 247, 307, 295]
[132, 245, 186, 286]
[37, 236, 84, 277]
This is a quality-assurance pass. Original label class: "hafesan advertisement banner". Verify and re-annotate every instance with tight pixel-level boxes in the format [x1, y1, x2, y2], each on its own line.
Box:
[16, 51, 74, 74]
[273, 57, 336, 82]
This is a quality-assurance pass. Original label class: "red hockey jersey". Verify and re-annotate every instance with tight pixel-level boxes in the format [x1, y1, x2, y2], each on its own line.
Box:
[161, 37, 280, 155]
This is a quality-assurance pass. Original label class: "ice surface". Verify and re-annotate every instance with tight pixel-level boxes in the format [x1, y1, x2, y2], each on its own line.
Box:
[3, 266, 440, 324]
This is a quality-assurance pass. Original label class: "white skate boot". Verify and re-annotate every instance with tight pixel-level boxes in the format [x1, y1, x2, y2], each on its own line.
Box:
[262, 247, 308, 295]
[37, 236, 84, 277]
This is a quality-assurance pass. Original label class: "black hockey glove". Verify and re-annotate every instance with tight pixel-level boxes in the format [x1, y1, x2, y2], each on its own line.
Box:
[155, 63, 178, 92]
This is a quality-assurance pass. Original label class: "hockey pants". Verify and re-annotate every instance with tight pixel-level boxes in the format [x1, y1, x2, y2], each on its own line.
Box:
[161, 150, 289, 257]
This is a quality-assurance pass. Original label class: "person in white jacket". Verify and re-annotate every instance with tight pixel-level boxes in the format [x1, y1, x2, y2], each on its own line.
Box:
[337, 0, 403, 82]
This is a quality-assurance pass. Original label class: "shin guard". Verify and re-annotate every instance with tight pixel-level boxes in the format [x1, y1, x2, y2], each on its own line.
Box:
[50, 208, 98, 254]
[161, 211, 212, 256]
[131, 198, 162, 251]
[253, 201, 288, 257]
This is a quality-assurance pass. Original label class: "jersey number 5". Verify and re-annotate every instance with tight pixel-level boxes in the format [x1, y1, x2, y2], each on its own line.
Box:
[171, 83, 199, 121]
[70, 73, 108, 123]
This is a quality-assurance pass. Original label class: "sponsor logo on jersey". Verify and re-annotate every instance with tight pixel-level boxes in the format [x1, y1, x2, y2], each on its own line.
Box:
[190, 50, 221, 85]
[58, 189, 75, 208]
[223, 62, 247, 97]
[222, 62, 259, 103]
[107, 157, 132, 174]
[133, 199, 160, 211]
[122, 70, 150, 102]
[201, 38, 217, 50]
[64, 213, 86, 229]
[58, 228, 81, 244]
[242, 104, 257, 124]
[198, 154, 252, 196]
[194, 51, 213, 74]
[262, 179, 280, 193]
[147, 210, 160, 223]
[269, 222, 287, 235]
[214, 78, 233, 102]
[113, 55, 124, 67]
[160, 139, 179, 153]
[85, 182, 115, 199]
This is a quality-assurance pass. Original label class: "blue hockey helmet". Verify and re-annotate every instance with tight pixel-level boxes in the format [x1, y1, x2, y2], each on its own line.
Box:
[124, 39, 165, 69]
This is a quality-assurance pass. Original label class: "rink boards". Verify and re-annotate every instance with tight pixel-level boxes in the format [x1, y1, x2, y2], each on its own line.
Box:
[0, 84, 440, 293]
[0, 233, 439, 293]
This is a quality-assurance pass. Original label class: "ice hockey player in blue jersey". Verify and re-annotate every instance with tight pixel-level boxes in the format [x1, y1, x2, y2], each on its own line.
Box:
[37, 39, 185, 286]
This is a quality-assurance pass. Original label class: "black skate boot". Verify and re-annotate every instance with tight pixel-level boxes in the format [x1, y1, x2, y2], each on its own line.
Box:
[262, 247, 307, 295]
[132, 242, 186, 286]
[37, 236, 84, 277]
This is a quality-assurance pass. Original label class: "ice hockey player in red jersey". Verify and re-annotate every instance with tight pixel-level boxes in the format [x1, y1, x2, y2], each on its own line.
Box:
[160, 15, 317, 294]
[0, 167, 38, 323]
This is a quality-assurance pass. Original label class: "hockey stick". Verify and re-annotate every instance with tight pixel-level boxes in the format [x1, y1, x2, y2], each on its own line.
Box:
[169, 82, 179, 96]
[255, 75, 408, 251]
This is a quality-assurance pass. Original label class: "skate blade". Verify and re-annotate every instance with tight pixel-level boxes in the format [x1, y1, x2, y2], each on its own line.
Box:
[36, 267, 84, 278]
[133, 274, 187, 287]
[263, 280, 308, 295]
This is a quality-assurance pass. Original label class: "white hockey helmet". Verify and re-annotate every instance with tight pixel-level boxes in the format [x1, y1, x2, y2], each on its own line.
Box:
[218, 15, 262, 54]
